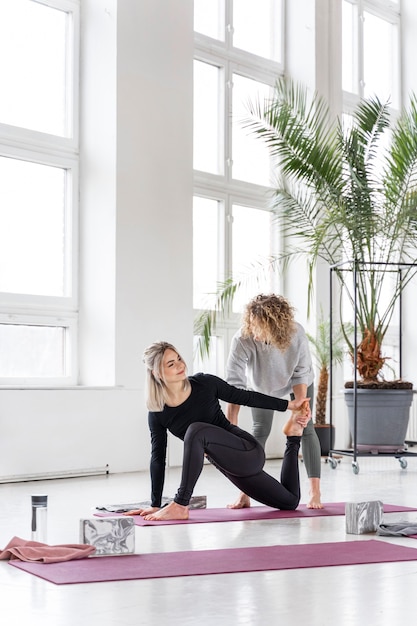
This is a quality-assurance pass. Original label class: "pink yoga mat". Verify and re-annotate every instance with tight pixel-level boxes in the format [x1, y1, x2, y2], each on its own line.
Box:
[95, 502, 417, 526]
[9, 539, 417, 584]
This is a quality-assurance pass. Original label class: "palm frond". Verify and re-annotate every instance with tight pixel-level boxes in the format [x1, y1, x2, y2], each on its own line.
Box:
[193, 255, 295, 359]
[197, 78, 417, 381]
[194, 277, 239, 359]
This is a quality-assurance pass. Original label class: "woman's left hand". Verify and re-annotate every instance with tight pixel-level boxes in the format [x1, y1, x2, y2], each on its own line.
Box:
[288, 397, 310, 414]
[288, 398, 311, 428]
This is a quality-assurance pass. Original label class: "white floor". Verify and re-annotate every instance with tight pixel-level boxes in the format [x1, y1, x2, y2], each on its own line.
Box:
[1, 453, 417, 626]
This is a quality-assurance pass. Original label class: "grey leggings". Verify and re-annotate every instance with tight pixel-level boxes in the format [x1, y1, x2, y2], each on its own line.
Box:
[251, 383, 321, 479]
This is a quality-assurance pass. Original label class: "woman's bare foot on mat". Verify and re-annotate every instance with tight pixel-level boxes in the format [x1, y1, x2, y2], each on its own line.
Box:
[227, 492, 251, 509]
[306, 492, 323, 509]
[143, 501, 189, 521]
[306, 478, 323, 509]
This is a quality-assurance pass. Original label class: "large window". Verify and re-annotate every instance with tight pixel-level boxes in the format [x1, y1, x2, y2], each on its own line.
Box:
[193, 0, 283, 371]
[194, 0, 283, 63]
[342, 0, 400, 109]
[341, 0, 402, 381]
[0, 0, 80, 386]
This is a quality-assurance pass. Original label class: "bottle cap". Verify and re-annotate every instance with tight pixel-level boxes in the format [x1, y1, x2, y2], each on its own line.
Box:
[31, 495, 48, 506]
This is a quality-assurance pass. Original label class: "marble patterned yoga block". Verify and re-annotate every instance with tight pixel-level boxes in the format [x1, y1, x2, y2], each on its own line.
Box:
[345, 501, 383, 534]
[80, 516, 135, 555]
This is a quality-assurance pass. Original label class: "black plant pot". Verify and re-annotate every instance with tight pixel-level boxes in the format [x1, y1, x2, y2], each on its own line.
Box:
[314, 424, 335, 456]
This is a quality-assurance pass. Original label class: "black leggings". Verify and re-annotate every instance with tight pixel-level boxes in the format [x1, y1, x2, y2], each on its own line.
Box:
[174, 422, 301, 510]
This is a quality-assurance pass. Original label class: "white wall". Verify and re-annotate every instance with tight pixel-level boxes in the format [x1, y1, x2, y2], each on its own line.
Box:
[0, 388, 146, 480]
[0, 0, 194, 481]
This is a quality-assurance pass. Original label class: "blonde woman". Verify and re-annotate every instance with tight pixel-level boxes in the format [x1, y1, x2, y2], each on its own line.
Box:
[226, 294, 322, 509]
[124, 341, 309, 521]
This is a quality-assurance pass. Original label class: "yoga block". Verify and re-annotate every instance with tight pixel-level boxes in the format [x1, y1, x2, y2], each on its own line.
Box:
[80, 516, 135, 555]
[345, 501, 383, 534]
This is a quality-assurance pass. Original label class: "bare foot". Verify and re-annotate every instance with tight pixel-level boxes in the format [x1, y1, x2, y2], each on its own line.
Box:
[227, 493, 251, 509]
[306, 492, 323, 509]
[306, 478, 323, 509]
[282, 410, 306, 437]
[283, 399, 310, 436]
[143, 501, 189, 521]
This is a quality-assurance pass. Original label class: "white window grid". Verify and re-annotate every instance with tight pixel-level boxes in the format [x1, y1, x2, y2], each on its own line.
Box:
[342, 0, 401, 112]
[193, 1, 285, 371]
[0, 312, 78, 387]
[0, 0, 80, 386]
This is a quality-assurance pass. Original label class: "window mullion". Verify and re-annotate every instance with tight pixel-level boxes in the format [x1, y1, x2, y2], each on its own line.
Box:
[358, 0, 365, 97]
[224, 197, 233, 283]
[225, 61, 233, 184]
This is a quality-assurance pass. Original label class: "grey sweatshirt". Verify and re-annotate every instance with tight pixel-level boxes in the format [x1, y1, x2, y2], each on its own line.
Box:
[226, 323, 314, 397]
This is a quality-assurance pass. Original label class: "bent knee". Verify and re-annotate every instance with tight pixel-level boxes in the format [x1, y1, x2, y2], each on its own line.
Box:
[280, 498, 300, 511]
[184, 421, 210, 442]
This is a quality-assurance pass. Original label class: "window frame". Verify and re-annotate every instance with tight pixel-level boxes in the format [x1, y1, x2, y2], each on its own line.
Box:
[193, 1, 285, 373]
[0, 0, 80, 387]
[342, 0, 401, 109]
[0, 312, 78, 387]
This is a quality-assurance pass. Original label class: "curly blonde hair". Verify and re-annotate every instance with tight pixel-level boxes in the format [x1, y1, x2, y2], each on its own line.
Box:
[241, 294, 296, 351]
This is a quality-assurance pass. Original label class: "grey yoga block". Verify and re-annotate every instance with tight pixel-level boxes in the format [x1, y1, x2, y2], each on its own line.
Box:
[345, 501, 383, 534]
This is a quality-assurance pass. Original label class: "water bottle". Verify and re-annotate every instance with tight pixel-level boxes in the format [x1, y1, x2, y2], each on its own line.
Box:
[31, 494, 48, 543]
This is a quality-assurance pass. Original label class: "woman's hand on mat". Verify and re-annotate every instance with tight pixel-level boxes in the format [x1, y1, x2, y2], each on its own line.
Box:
[123, 506, 160, 517]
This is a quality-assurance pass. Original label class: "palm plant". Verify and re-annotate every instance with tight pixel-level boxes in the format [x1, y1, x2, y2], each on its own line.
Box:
[306, 318, 349, 425]
[196, 78, 417, 385]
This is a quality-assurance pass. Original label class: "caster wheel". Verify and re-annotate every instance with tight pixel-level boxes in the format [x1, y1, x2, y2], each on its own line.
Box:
[398, 457, 408, 469]
[352, 461, 360, 474]
[328, 457, 338, 469]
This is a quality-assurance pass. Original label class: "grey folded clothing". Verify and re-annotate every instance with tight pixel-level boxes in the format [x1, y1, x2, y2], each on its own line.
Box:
[376, 522, 417, 536]
[96, 495, 207, 513]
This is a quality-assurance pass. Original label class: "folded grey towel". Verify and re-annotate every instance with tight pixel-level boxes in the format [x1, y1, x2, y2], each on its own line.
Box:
[96, 495, 207, 513]
[376, 522, 417, 536]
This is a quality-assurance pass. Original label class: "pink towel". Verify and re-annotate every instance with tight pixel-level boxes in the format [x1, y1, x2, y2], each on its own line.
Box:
[0, 536, 96, 563]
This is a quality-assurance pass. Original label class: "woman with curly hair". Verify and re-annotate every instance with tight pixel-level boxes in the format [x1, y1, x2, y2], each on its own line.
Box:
[226, 294, 322, 509]
[124, 341, 310, 521]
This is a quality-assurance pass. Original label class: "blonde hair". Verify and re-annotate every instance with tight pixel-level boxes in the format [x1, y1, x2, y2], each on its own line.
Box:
[143, 341, 186, 411]
[241, 294, 296, 351]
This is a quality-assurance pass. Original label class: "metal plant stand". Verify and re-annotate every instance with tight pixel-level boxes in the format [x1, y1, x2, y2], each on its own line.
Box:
[327, 259, 417, 474]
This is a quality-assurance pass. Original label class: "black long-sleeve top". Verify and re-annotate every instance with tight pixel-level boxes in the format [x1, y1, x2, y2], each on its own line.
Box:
[147, 373, 289, 506]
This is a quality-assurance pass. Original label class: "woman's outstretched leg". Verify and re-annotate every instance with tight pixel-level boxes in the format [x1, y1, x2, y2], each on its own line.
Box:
[143, 422, 263, 521]
[223, 438, 301, 509]
[277, 403, 311, 502]
[223, 410, 307, 510]
[143, 422, 209, 521]
[227, 407, 273, 510]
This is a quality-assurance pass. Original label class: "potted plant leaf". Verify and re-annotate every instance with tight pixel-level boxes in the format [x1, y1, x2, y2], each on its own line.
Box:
[306, 316, 349, 455]
[242, 78, 417, 454]
[196, 77, 417, 455]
